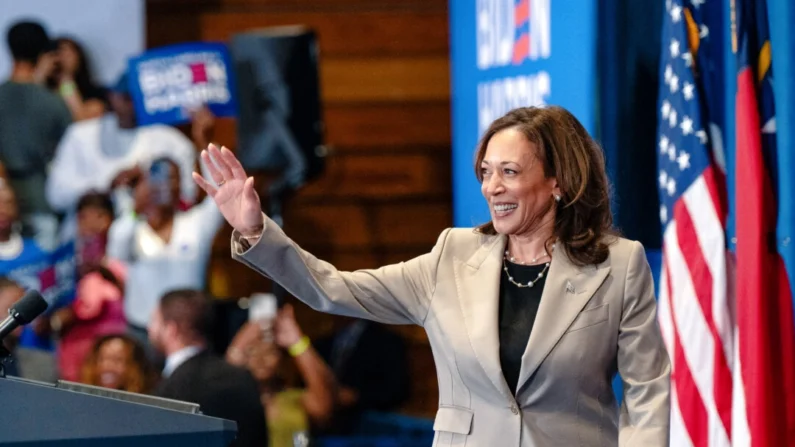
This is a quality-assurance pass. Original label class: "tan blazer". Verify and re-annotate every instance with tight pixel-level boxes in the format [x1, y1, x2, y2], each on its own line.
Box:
[232, 217, 670, 447]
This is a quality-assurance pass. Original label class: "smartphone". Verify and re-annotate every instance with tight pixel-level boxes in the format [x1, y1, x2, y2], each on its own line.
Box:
[148, 160, 172, 206]
[248, 293, 278, 323]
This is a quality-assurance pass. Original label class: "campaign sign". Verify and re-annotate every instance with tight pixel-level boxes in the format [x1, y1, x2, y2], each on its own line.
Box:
[127, 42, 238, 126]
[450, 0, 597, 227]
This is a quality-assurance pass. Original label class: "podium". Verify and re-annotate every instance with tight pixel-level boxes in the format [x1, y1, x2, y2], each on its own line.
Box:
[0, 375, 237, 446]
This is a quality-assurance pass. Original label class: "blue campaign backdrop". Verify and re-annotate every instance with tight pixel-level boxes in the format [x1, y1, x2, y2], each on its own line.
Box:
[450, 0, 597, 229]
[448, 0, 673, 406]
[127, 42, 238, 126]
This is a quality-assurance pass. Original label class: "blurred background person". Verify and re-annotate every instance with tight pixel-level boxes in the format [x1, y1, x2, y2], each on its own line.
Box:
[47, 36, 108, 121]
[0, 181, 58, 382]
[54, 192, 127, 382]
[150, 289, 268, 447]
[0, 20, 72, 250]
[45, 74, 214, 243]
[314, 319, 410, 435]
[80, 333, 156, 393]
[0, 277, 27, 377]
[226, 304, 337, 447]
[107, 157, 223, 357]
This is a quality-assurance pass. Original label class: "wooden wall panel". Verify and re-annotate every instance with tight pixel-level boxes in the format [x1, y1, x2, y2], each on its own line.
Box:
[296, 152, 450, 201]
[197, 11, 449, 56]
[324, 103, 451, 150]
[321, 57, 450, 103]
[208, 104, 452, 153]
[148, 0, 449, 418]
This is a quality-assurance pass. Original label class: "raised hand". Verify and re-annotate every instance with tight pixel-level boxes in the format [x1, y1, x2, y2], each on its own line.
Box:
[273, 304, 304, 349]
[192, 144, 264, 236]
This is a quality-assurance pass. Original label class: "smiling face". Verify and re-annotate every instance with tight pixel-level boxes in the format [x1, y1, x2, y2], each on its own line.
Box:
[480, 127, 559, 236]
[95, 337, 132, 390]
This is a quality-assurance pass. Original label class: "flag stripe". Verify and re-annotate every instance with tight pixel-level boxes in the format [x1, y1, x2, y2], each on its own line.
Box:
[660, 260, 696, 446]
[731, 331, 751, 447]
[663, 230, 711, 446]
[735, 67, 775, 446]
[671, 388, 697, 447]
[683, 171, 733, 362]
[680, 177, 733, 435]
[657, 263, 674, 357]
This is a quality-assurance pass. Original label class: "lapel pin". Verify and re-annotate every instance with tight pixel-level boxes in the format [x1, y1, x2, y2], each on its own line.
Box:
[565, 281, 575, 294]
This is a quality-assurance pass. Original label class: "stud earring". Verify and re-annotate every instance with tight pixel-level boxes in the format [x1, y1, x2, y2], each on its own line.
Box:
[554, 195, 561, 202]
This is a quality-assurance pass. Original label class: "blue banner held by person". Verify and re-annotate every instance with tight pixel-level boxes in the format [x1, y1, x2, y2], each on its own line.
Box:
[127, 42, 239, 126]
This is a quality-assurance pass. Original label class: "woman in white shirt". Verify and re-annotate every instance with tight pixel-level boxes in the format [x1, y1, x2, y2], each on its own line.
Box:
[107, 157, 223, 354]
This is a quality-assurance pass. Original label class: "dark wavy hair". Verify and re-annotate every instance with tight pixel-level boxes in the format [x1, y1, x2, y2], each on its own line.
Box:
[81, 334, 157, 394]
[474, 106, 615, 266]
[55, 37, 107, 103]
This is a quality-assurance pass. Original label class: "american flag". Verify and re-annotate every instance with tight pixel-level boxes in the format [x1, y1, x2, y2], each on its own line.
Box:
[655, 1, 733, 446]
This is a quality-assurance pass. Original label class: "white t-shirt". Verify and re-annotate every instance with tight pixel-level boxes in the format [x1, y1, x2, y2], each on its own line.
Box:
[46, 114, 197, 213]
[107, 198, 224, 328]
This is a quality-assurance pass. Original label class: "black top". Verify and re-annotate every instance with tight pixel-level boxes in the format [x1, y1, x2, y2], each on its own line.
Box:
[499, 260, 547, 396]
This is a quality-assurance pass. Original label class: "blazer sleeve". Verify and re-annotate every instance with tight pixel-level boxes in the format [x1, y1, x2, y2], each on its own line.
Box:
[617, 241, 671, 447]
[231, 214, 451, 326]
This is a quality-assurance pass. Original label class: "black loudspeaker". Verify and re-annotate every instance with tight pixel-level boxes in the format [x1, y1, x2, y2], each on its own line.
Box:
[230, 26, 326, 202]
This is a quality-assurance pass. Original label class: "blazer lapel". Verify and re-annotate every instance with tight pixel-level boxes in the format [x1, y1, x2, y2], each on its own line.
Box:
[454, 233, 513, 400]
[515, 248, 611, 393]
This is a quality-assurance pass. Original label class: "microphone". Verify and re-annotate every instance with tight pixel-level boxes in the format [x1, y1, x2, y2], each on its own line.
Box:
[0, 290, 48, 342]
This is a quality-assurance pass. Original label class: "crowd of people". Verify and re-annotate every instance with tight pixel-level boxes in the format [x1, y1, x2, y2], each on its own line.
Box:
[0, 20, 410, 447]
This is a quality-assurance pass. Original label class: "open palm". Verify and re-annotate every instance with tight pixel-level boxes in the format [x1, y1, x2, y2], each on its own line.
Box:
[192, 144, 264, 236]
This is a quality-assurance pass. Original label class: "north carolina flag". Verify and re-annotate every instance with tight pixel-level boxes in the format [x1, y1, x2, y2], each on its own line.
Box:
[733, 0, 795, 445]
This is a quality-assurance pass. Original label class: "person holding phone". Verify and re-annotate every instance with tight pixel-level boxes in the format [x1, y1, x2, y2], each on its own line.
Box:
[107, 157, 224, 358]
[226, 301, 337, 447]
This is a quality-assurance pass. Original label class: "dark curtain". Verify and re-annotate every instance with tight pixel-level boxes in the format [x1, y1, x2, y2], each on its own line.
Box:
[597, 0, 664, 249]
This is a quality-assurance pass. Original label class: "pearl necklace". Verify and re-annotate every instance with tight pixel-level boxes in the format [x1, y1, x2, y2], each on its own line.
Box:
[503, 243, 555, 288]
[503, 260, 550, 288]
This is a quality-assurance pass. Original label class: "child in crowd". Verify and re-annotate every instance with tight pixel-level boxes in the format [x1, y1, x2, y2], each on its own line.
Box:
[55, 192, 126, 382]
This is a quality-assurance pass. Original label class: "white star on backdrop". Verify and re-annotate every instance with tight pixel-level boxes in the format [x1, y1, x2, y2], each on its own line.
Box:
[667, 177, 677, 196]
[700, 25, 709, 39]
[670, 39, 680, 58]
[683, 82, 695, 101]
[692, 0, 705, 9]
[659, 170, 668, 188]
[669, 109, 678, 128]
[670, 74, 680, 93]
[695, 129, 708, 144]
[681, 52, 693, 67]
[668, 143, 677, 161]
[660, 205, 668, 223]
[660, 135, 670, 153]
[661, 101, 671, 119]
[664, 64, 673, 83]
[670, 4, 682, 23]
[677, 151, 691, 170]
[680, 116, 694, 135]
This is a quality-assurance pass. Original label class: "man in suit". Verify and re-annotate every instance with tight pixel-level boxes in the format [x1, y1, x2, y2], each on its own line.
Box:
[148, 289, 268, 447]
